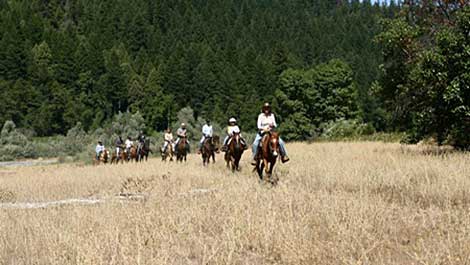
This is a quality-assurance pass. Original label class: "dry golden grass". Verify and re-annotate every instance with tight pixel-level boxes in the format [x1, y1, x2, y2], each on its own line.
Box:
[1, 142, 469, 265]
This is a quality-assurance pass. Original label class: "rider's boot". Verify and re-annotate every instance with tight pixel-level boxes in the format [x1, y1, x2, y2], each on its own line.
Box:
[281, 155, 290, 163]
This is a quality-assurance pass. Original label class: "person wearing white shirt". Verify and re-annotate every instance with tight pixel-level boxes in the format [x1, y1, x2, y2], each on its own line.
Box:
[251, 103, 289, 165]
[174, 123, 190, 154]
[198, 119, 213, 154]
[95, 141, 105, 160]
[162, 128, 174, 153]
[222, 117, 247, 151]
[125, 136, 133, 160]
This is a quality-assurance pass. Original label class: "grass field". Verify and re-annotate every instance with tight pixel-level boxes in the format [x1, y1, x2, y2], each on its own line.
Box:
[1, 142, 469, 264]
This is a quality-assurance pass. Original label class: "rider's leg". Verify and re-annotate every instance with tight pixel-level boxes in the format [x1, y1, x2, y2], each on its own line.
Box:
[174, 138, 180, 154]
[198, 136, 205, 153]
[222, 135, 229, 151]
[163, 141, 168, 152]
[251, 133, 262, 165]
[279, 138, 290, 163]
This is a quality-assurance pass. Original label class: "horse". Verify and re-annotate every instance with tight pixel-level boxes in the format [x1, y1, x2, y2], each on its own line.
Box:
[161, 141, 174, 162]
[201, 135, 219, 166]
[110, 147, 126, 164]
[125, 146, 138, 162]
[93, 149, 109, 165]
[254, 131, 280, 184]
[176, 137, 189, 162]
[137, 139, 151, 162]
[225, 132, 244, 172]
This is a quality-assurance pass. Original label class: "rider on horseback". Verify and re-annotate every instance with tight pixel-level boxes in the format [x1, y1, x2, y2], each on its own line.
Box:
[174, 123, 189, 154]
[137, 130, 146, 154]
[125, 136, 133, 160]
[222, 117, 247, 152]
[115, 136, 124, 156]
[251, 103, 290, 165]
[197, 119, 213, 154]
[95, 140, 105, 160]
[162, 128, 174, 153]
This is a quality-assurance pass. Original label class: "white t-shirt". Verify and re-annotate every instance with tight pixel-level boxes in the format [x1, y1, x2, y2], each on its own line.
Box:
[257, 113, 277, 131]
[125, 139, 133, 148]
[164, 133, 173, 142]
[202, 124, 213, 137]
[227, 125, 240, 136]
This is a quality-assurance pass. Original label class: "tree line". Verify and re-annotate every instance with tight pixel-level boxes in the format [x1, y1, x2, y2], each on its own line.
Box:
[0, 0, 468, 149]
[0, 0, 395, 135]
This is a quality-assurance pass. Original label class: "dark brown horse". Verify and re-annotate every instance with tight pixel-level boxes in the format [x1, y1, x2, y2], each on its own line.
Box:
[111, 147, 126, 164]
[254, 131, 280, 184]
[201, 136, 219, 166]
[137, 139, 151, 162]
[225, 132, 244, 171]
[176, 137, 189, 162]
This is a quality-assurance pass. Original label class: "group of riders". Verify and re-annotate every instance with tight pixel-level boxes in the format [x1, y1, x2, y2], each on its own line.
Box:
[95, 131, 147, 161]
[95, 102, 290, 164]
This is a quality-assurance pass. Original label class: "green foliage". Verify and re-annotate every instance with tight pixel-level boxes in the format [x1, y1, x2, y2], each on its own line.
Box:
[377, 5, 470, 149]
[276, 59, 359, 140]
[319, 119, 376, 140]
[0, 0, 391, 137]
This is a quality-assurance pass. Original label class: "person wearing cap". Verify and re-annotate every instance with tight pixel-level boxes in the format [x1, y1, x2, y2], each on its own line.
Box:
[198, 119, 213, 154]
[95, 140, 105, 160]
[251, 102, 289, 165]
[175, 123, 189, 153]
[222, 117, 247, 152]
[162, 128, 174, 153]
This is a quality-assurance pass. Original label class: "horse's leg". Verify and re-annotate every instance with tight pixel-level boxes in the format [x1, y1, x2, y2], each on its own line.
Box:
[269, 160, 277, 185]
[258, 161, 264, 180]
[263, 159, 271, 182]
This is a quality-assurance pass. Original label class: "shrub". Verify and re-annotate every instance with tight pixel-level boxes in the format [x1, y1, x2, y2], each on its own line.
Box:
[320, 119, 375, 140]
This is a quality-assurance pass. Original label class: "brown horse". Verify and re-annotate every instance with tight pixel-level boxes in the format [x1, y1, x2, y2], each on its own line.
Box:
[111, 147, 126, 164]
[125, 146, 138, 162]
[201, 136, 218, 166]
[161, 142, 174, 162]
[176, 137, 189, 162]
[93, 149, 109, 165]
[225, 132, 244, 171]
[254, 131, 280, 184]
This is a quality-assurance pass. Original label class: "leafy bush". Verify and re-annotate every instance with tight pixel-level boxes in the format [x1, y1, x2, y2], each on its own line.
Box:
[320, 119, 375, 140]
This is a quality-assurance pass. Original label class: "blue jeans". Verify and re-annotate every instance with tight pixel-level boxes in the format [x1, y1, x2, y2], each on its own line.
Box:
[252, 133, 287, 158]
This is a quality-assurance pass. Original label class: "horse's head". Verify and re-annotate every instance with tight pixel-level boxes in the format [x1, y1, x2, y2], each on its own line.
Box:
[232, 132, 241, 146]
[269, 132, 280, 157]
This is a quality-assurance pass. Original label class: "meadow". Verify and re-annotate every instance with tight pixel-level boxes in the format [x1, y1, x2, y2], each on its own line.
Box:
[0, 142, 469, 265]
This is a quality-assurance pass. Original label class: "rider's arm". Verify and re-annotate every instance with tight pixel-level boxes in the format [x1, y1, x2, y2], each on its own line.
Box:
[257, 114, 264, 131]
[271, 114, 277, 128]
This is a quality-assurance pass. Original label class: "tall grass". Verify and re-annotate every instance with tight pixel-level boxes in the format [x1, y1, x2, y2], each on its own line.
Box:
[1, 142, 469, 264]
